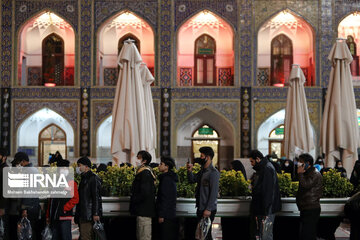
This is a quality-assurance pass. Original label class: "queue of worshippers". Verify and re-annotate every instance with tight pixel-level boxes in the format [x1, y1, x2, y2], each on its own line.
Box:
[0, 147, 360, 240]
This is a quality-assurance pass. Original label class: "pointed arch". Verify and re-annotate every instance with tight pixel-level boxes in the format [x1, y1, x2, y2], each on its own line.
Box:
[176, 10, 235, 86]
[338, 12, 360, 77]
[173, 107, 236, 169]
[16, 108, 75, 165]
[256, 9, 315, 86]
[17, 10, 75, 86]
[256, 109, 316, 158]
[96, 10, 155, 86]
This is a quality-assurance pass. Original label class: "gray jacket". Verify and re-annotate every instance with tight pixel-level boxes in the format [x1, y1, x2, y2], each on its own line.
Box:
[188, 164, 220, 211]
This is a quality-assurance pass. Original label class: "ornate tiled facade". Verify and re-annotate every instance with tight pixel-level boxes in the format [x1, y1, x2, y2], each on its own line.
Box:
[1, 0, 360, 160]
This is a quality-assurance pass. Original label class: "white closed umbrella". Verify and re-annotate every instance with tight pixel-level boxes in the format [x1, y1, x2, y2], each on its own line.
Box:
[111, 40, 156, 165]
[320, 38, 360, 174]
[284, 64, 314, 159]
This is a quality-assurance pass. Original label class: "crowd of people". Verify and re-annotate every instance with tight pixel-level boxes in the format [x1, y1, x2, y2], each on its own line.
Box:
[0, 147, 360, 240]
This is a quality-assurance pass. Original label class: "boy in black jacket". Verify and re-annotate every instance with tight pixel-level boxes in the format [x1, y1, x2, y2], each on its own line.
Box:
[130, 151, 156, 240]
[157, 156, 178, 240]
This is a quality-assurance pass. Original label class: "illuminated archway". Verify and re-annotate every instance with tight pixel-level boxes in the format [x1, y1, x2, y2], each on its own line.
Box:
[257, 10, 315, 87]
[338, 12, 360, 82]
[18, 11, 75, 86]
[97, 11, 155, 86]
[257, 109, 316, 158]
[177, 10, 235, 86]
[17, 108, 74, 166]
[176, 108, 235, 169]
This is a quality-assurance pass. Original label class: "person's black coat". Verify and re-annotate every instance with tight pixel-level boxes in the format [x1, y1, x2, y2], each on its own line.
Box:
[251, 157, 282, 216]
[231, 160, 247, 180]
[130, 166, 156, 217]
[0, 161, 8, 209]
[75, 170, 102, 222]
[156, 170, 178, 219]
[351, 160, 360, 187]
[281, 160, 295, 179]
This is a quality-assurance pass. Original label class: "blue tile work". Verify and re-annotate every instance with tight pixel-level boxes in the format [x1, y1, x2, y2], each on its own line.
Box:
[80, 0, 92, 87]
[1, 0, 12, 88]
[240, 0, 252, 87]
[160, 0, 171, 88]
[252, 87, 323, 100]
[90, 87, 161, 99]
[320, 0, 333, 88]
[174, 0, 237, 31]
[27, 67, 42, 86]
[11, 88, 81, 99]
[94, 1, 158, 31]
[171, 88, 241, 99]
[15, 1, 78, 31]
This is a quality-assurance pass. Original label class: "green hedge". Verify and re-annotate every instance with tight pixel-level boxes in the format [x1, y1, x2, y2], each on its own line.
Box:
[78, 164, 353, 198]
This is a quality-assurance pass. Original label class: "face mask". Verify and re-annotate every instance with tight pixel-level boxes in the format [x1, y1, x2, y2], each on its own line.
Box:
[285, 163, 289, 167]
[76, 167, 81, 175]
[198, 157, 207, 166]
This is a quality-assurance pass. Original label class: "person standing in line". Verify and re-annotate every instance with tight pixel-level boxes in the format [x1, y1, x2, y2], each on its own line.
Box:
[249, 150, 281, 240]
[75, 157, 102, 240]
[130, 151, 156, 240]
[296, 153, 322, 240]
[157, 156, 178, 240]
[46, 159, 79, 240]
[187, 146, 220, 240]
[0, 149, 8, 240]
[17, 152, 41, 240]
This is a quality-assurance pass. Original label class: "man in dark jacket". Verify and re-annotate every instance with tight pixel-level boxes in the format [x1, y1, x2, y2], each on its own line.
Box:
[47, 159, 79, 240]
[187, 146, 220, 240]
[157, 156, 178, 240]
[17, 152, 41, 240]
[130, 150, 156, 240]
[296, 153, 322, 240]
[75, 157, 102, 240]
[249, 150, 281, 240]
[0, 149, 8, 240]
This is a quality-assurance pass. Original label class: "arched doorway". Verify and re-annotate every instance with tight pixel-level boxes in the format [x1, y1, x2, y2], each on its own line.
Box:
[257, 109, 316, 158]
[268, 124, 284, 157]
[42, 33, 65, 86]
[17, 108, 74, 166]
[194, 34, 216, 86]
[192, 125, 219, 168]
[271, 34, 293, 86]
[38, 124, 66, 166]
[175, 108, 235, 169]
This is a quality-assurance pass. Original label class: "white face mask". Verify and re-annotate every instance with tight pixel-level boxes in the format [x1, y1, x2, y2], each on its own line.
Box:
[285, 163, 289, 167]
[75, 167, 81, 175]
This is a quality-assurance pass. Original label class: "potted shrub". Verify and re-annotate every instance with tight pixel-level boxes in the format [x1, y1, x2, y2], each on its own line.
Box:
[219, 170, 251, 240]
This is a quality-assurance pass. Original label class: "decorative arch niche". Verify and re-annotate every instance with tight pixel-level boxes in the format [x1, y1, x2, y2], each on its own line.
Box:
[257, 10, 315, 87]
[257, 109, 316, 158]
[175, 108, 235, 169]
[177, 10, 235, 87]
[97, 11, 155, 86]
[338, 12, 360, 82]
[18, 11, 75, 86]
[17, 108, 74, 166]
